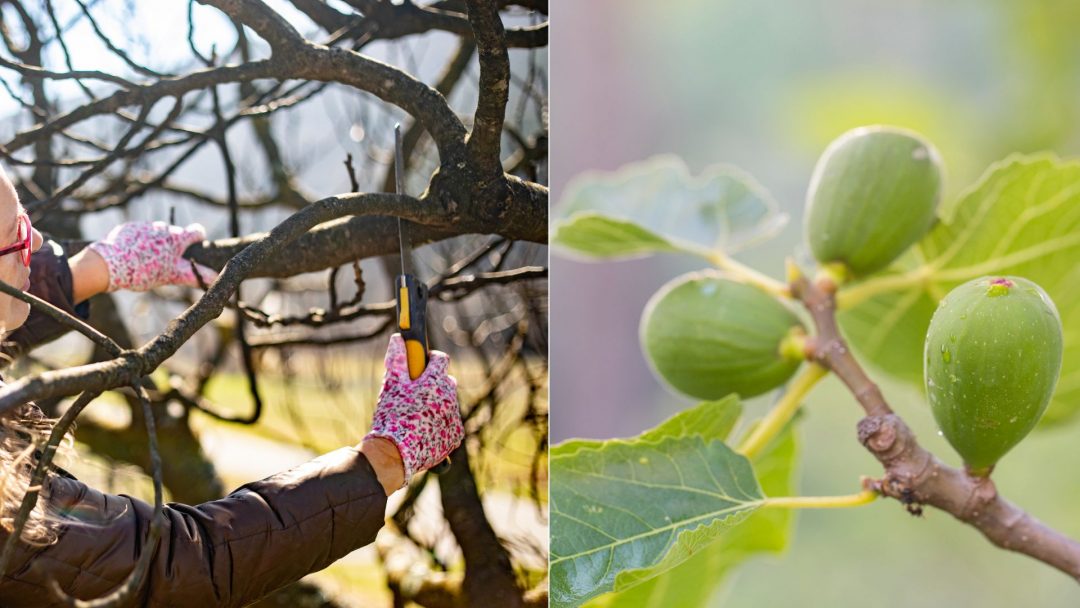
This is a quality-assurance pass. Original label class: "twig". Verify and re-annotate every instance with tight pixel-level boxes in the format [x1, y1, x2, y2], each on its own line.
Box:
[50, 384, 165, 607]
[0, 280, 122, 356]
[0, 390, 100, 576]
[0, 192, 435, 413]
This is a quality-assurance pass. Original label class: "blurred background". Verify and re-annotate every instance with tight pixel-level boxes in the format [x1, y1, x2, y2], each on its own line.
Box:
[0, 1, 548, 605]
[551, 1, 1080, 606]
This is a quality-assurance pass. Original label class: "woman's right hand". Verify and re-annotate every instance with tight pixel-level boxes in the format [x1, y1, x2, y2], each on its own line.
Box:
[364, 334, 464, 488]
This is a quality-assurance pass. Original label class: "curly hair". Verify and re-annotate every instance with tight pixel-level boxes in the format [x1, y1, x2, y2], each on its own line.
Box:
[0, 402, 71, 546]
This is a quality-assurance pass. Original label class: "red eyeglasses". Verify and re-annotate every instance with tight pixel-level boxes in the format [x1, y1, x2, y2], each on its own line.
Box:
[0, 214, 32, 267]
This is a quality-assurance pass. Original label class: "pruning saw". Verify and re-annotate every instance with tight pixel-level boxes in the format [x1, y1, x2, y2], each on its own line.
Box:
[394, 123, 451, 475]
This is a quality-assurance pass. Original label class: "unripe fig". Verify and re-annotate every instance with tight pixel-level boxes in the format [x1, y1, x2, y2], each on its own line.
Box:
[805, 126, 943, 277]
[925, 276, 1063, 475]
[641, 272, 806, 400]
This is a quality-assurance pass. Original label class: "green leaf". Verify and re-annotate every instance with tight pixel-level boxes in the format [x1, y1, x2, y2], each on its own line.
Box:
[550, 396, 743, 460]
[641, 396, 743, 444]
[840, 154, 1080, 424]
[552, 155, 786, 261]
[550, 397, 764, 608]
[586, 421, 799, 607]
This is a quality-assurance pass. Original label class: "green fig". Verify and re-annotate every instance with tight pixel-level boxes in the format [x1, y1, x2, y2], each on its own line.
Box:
[925, 276, 1063, 475]
[805, 126, 943, 277]
[640, 272, 805, 400]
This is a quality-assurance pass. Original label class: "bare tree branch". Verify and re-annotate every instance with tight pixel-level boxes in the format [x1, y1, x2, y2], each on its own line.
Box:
[465, 0, 511, 178]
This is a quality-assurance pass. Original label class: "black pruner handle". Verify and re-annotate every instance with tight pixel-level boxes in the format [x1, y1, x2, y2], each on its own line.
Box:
[395, 274, 451, 474]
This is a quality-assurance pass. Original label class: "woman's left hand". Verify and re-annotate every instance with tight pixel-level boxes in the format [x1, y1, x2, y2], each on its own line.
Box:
[366, 334, 464, 487]
[87, 221, 218, 292]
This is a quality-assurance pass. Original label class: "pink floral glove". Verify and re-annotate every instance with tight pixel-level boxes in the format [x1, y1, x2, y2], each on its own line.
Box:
[87, 221, 218, 292]
[365, 334, 464, 487]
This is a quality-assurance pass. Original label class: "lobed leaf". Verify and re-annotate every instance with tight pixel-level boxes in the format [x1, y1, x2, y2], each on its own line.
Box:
[550, 397, 766, 607]
[551, 156, 787, 261]
[840, 154, 1080, 424]
[585, 420, 798, 607]
[550, 396, 742, 460]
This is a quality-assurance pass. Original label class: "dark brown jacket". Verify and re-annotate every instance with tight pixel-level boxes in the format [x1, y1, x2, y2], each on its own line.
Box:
[0, 241, 389, 607]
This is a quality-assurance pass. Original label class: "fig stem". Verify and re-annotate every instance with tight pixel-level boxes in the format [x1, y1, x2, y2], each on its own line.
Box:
[706, 251, 791, 298]
[762, 488, 878, 510]
[794, 273, 1080, 580]
[815, 261, 851, 291]
[835, 264, 931, 309]
[737, 362, 828, 459]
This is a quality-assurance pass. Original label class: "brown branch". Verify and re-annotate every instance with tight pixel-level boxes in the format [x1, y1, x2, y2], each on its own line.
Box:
[286, 0, 349, 34]
[440, 444, 523, 606]
[0, 278, 122, 356]
[196, 0, 302, 53]
[287, 0, 547, 48]
[0, 54, 137, 88]
[183, 178, 545, 277]
[4, 60, 278, 154]
[465, 0, 510, 177]
[64, 176, 546, 278]
[380, 36, 476, 194]
[238, 265, 546, 329]
[790, 274, 1080, 581]
[0, 192, 445, 413]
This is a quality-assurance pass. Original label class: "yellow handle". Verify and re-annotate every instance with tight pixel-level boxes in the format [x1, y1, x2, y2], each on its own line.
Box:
[405, 339, 427, 380]
[398, 286, 411, 329]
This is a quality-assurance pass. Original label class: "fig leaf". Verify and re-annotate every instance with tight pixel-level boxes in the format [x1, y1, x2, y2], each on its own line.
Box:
[552, 155, 787, 261]
[550, 396, 770, 607]
[840, 155, 1080, 425]
[583, 417, 797, 607]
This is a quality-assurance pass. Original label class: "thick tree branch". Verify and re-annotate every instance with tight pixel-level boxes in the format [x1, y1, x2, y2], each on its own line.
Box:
[182, 178, 546, 277]
[297, 43, 468, 164]
[288, 0, 547, 48]
[381, 36, 476, 194]
[465, 0, 511, 177]
[196, 0, 302, 53]
[791, 275, 1080, 581]
[440, 444, 523, 606]
[64, 177, 546, 279]
[0, 192, 436, 411]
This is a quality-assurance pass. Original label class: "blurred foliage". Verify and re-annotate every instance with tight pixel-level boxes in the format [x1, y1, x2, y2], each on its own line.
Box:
[555, 1, 1080, 604]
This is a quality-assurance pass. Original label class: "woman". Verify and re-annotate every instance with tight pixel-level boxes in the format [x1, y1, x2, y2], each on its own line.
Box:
[0, 168, 464, 606]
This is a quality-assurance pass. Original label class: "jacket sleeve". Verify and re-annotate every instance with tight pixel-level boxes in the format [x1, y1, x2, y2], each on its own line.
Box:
[2, 239, 91, 358]
[0, 447, 388, 607]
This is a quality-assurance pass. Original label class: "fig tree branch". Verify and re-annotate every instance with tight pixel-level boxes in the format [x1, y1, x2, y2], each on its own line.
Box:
[791, 274, 1080, 581]
[0, 192, 431, 413]
[465, 0, 511, 177]
[286, 0, 547, 49]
